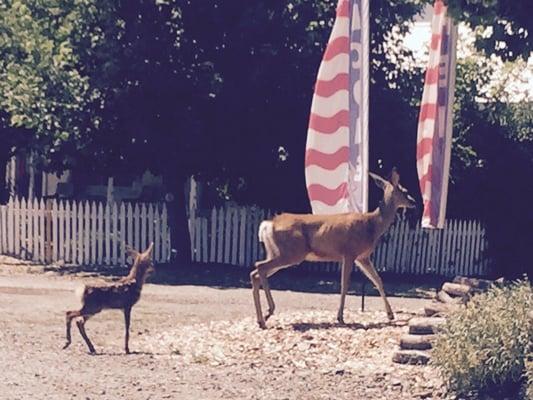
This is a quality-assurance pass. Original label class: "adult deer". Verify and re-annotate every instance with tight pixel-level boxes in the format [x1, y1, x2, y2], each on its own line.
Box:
[63, 243, 154, 354]
[250, 169, 416, 329]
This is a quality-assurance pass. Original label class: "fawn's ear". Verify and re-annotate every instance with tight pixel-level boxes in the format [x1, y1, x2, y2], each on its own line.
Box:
[369, 172, 389, 190]
[143, 242, 154, 258]
[125, 245, 140, 261]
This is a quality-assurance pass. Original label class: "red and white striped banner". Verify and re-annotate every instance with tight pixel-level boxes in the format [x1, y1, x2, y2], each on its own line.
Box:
[305, 0, 369, 214]
[416, 0, 457, 229]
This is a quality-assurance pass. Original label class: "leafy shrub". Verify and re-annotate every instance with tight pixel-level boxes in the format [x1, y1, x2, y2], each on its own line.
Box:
[525, 350, 533, 400]
[432, 280, 533, 398]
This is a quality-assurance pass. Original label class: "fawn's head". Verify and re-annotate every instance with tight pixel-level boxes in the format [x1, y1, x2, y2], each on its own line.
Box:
[126, 243, 155, 281]
[369, 168, 416, 210]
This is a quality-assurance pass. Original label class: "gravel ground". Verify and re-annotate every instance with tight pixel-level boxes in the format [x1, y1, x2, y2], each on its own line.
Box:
[0, 256, 447, 399]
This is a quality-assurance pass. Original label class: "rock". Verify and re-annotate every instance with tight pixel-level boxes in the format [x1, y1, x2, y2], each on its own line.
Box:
[442, 282, 472, 298]
[399, 334, 435, 350]
[408, 317, 446, 335]
[453, 276, 492, 290]
[392, 350, 431, 365]
[424, 301, 457, 317]
[436, 289, 463, 305]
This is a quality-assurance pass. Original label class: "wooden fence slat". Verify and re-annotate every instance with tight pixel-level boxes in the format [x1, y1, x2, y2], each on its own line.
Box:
[20, 198, 27, 259]
[147, 204, 154, 257]
[161, 205, 168, 262]
[77, 202, 84, 265]
[97, 203, 103, 265]
[50, 199, 57, 262]
[64, 201, 71, 263]
[210, 208, 217, 263]
[39, 198, 45, 262]
[244, 208, 252, 266]
[120, 203, 126, 266]
[223, 207, 231, 264]
[153, 205, 161, 263]
[112, 202, 118, 265]
[231, 208, 239, 265]
[252, 210, 260, 262]
[1, 206, 6, 254]
[90, 202, 97, 265]
[201, 217, 208, 262]
[194, 217, 201, 262]
[126, 203, 133, 251]
[464, 221, 472, 276]
[105, 202, 111, 265]
[472, 221, 481, 275]
[6, 198, 13, 254]
[141, 203, 147, 252]
[216, 207, 224, 263]
[238, 207, 246, 266]
[82, 202, 89, 265]
[14, 197, 20, 257]
[58, 201, 64, 262]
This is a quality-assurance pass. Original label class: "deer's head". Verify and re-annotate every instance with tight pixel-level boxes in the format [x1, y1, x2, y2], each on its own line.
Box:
[369, 168, 416, 210]
[126, 243, 155, 282]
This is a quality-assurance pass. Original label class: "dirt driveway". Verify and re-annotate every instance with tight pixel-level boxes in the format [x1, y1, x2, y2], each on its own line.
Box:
[0, 259, 446, 400]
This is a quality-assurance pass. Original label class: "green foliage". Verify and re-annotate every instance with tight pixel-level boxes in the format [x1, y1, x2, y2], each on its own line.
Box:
[526, 352, 533, 400]
[446, 0, 532, 61]
[432, 280, 533, 398]
[0, 0, 117, 172]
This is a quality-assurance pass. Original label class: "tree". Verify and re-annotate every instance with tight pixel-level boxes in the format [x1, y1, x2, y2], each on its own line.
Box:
[446, 0, 532, 61]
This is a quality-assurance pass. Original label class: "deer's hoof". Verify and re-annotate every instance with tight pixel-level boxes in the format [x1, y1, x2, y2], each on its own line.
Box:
[125, 349, 130, 355]
[387, 311, 395, 321]
[62, 342, 71, 350]
[258, 321, 267, 330]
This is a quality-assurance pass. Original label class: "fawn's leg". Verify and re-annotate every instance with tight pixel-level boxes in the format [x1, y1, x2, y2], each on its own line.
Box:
[76, 316, 96, 354]
[63, 310, 81, 349]
[124, 307, 132, 354]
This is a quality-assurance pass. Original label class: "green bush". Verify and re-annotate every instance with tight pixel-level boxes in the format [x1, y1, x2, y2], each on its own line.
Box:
[525, 351, 533, 400]
[432, 280, 533, 398]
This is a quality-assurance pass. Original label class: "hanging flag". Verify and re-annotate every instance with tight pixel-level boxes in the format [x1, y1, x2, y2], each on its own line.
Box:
[305, 0, 369, 215]
[416, 0, 457, 229]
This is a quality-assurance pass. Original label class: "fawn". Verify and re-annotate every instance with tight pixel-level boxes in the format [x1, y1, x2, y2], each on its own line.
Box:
[62, 243, 154, 354]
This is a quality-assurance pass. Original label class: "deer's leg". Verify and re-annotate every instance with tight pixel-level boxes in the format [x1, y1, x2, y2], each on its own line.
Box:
[337, 257, 353, 324]
[356, 258, 394, 320]
[251, 258, 295, 328]
[63, 310, 82, 349]
[124, 307, 132, 354]
[250, 269, 266, 329]
[76, 317, 96, 354]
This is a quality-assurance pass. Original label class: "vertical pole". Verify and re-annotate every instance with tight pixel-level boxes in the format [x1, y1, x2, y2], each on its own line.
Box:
[361, 0, 370, 213]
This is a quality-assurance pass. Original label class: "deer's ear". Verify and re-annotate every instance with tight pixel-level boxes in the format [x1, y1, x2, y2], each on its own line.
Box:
[389, 167, 400, 186]
[369, 172, 388, 190]
[125, 245, 140, 260]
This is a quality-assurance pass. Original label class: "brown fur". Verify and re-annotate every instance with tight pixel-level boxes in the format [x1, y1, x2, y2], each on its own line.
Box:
[62, 243, 154, 354]
[250, 169, 416, 328]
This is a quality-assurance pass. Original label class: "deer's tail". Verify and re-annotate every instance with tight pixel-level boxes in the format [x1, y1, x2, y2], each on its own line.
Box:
[258, 221, 279, 259]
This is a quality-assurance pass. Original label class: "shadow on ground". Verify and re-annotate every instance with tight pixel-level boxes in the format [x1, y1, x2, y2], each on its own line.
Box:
[42, 261, 443, 299]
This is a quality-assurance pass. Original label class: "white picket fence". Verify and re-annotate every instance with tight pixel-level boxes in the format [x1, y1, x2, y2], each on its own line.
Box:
[0, 197, 171, 265]
[189, 206, 491, 277]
